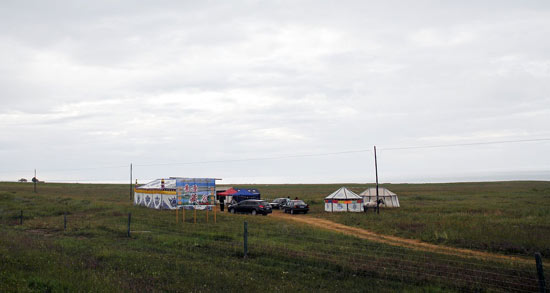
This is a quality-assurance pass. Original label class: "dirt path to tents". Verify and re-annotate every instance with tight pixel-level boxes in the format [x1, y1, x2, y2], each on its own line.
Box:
[270, 212, 532, 265]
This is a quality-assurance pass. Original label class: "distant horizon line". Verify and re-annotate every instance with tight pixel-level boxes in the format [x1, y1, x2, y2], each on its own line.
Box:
[2, 179, 548, 185]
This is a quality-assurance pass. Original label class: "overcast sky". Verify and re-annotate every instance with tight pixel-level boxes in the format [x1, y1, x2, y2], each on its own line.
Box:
[1, 1, 549, 184]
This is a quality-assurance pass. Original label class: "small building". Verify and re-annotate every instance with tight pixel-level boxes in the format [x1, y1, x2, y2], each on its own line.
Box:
[324, 187, 363, 212]
[216, 187, 237, 204]
[18, 178, 27, 182]
[359, 187, 400, 208]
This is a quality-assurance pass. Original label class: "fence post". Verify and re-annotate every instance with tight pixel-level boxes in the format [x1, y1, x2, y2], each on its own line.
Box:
[64, 211, 67, 231]
[244, 221, 248, 258]
[127, 213, 132, 238]
[535, 252, 547, 293]
[20, 210, 23, 225]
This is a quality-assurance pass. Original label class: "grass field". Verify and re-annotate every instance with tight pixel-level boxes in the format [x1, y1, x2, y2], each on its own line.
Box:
[253, 181, 550, 257]
[0, 181, 548, 292]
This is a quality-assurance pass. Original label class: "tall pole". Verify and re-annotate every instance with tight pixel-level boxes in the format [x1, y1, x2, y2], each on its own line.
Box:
[535, 252, 547, 293]
[374, 146, 379, 215]
[33, 169, 37, 193]
[129, 163, 133, 201]
[244, 221, 248, 258]
[127, 213, 132, 238]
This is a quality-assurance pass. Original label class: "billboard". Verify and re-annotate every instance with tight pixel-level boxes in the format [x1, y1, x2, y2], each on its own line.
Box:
[176, 178, 216, 210]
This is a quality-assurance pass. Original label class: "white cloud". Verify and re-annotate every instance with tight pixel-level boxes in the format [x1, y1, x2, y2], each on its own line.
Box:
[410, 28, 475, 47]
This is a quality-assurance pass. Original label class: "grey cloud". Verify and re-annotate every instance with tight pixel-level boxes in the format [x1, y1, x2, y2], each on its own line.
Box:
[1, 0, 549, 183]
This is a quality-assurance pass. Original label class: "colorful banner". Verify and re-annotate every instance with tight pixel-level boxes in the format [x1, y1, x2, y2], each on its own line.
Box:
[176, 178, 216, 209]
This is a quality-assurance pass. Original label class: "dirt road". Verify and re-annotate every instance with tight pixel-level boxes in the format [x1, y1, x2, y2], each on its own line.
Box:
[270, 211, 532, 265]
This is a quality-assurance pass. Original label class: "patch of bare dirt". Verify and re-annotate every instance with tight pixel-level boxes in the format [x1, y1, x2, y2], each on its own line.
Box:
[270, 211, 532, 265]
[26, 229, 56, 237]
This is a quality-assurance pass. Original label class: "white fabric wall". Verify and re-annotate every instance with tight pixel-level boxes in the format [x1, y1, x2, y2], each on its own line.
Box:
[362, 195, 400, 208]
[325, 202, 364, 212]
[134, 192, 178, 210]
[348, 201, 363, 212]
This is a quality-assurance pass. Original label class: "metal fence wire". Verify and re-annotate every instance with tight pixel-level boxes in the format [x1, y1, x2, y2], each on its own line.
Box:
[1, 208, 548, 293]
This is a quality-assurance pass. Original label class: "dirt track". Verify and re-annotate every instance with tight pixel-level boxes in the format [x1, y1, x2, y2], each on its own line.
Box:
[270, 211, 532, 265]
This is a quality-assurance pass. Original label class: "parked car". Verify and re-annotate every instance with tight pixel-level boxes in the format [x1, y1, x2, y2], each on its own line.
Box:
[269, 198, 290, 209]
[283, 200, 309, 214]
[228, 200, 272, 215]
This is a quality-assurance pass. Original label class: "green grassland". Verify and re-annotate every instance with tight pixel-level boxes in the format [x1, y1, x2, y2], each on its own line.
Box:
[0, 181, 548, 292]
[253, 181, 550, 257]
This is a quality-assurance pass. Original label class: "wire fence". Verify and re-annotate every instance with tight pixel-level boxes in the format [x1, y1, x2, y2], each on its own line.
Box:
[1, 206, 548, 293]
[246, 224, 542, 293]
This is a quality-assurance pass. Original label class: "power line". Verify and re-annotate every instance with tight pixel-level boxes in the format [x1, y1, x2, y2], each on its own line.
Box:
[1, 137, 549, 175]
[0, 165, 128, 174]
[134, 148, 373, 167]
[380, 137, 550, 151]
[0, 169, 35, 174]
[38, 165, 129, 172]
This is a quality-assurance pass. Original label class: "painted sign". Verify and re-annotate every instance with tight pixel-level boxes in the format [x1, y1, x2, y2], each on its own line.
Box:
[176, 178, 216, 210]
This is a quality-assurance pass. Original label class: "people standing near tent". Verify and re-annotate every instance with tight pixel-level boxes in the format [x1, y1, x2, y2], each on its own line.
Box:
[219, 195, 226, 212]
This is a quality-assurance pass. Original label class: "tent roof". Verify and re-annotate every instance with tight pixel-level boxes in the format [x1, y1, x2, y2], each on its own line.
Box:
[233, 188, 260, 196]
[233, 188, 260, 195]
[137, 178, 177, 189]
[359, 187, 396, 196]
[217, 187, 237, 196]
[137, 178, 217, 190]
[325, 187, 362, 200]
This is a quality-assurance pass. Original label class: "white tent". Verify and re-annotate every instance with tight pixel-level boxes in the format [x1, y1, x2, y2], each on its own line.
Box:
[324, 187, 364, 212]
[359, 187, 400, 208]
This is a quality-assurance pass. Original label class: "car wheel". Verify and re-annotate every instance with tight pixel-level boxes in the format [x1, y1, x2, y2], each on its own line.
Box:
[230, 208, 235, 214]
[290, 209, 294, 215]
[251, 210, 257, 215]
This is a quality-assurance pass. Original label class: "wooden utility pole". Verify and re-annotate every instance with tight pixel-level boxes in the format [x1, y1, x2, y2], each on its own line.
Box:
[535, 252, 546, 293]
[374, 146, 380, 215]
[244, 221, 248, 258]
[127, 213, 132, 238]
[129, 163, 133, 201]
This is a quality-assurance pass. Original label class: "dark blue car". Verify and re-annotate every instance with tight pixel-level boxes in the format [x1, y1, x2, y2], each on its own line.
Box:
[228, 200, 272, 215]
[284, 200, 309, 214]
